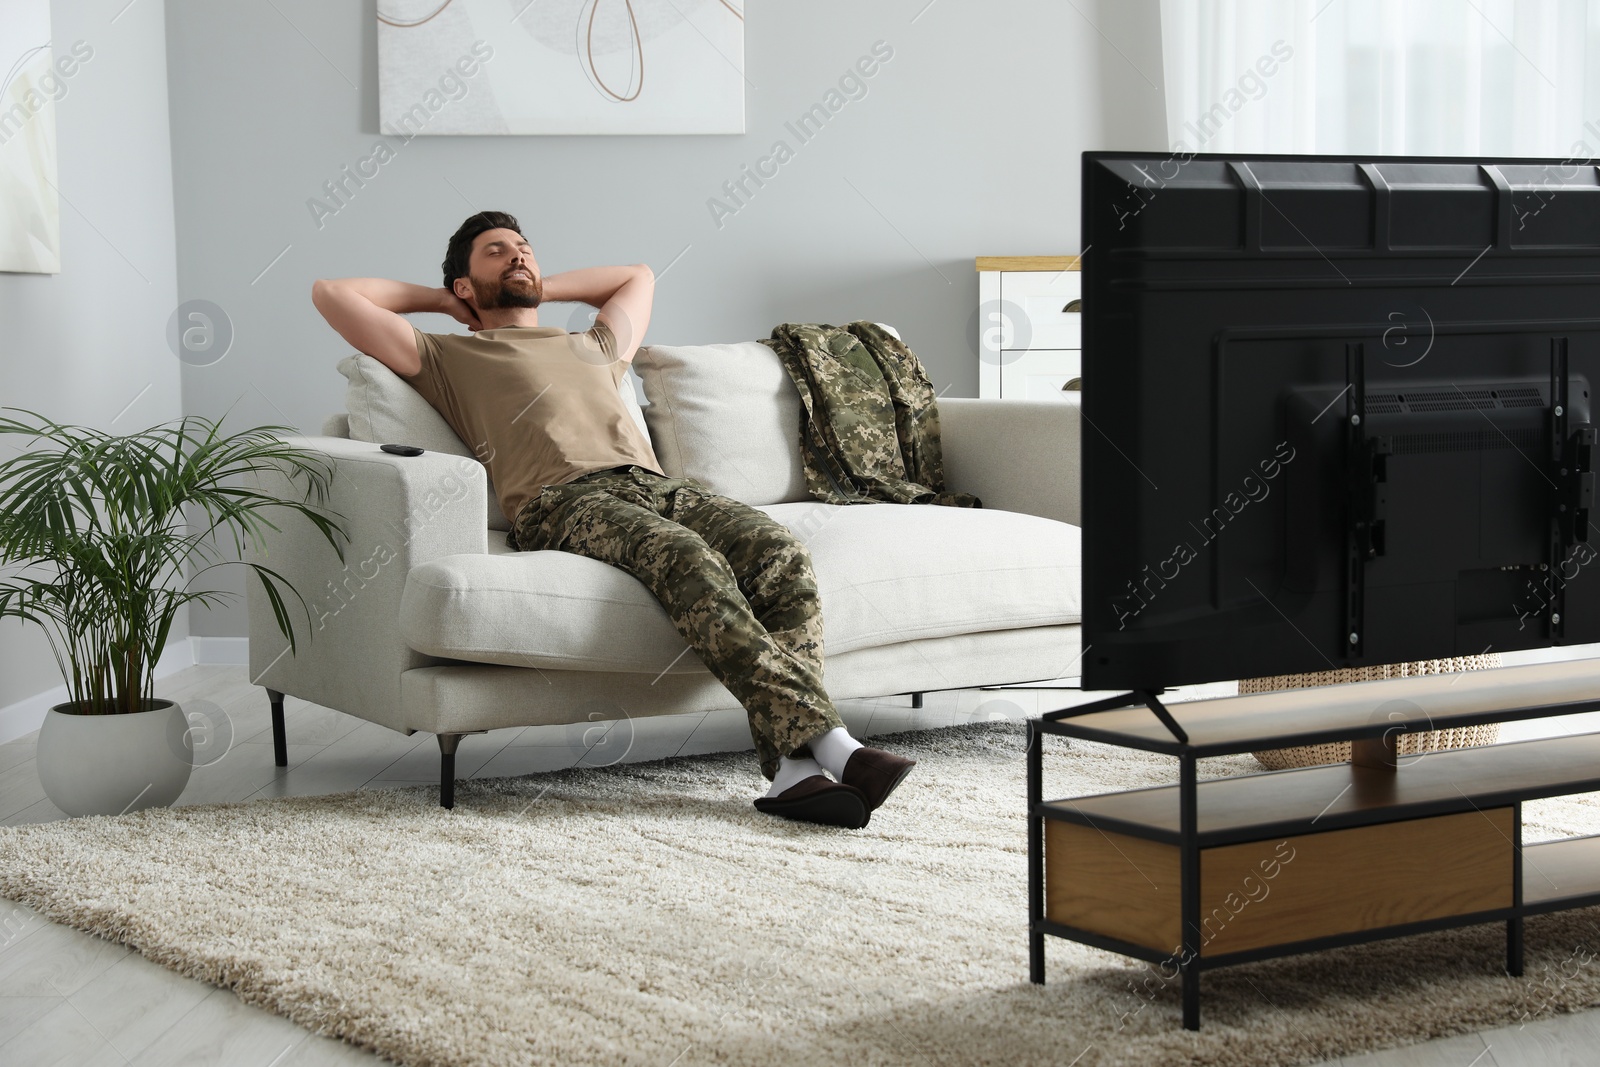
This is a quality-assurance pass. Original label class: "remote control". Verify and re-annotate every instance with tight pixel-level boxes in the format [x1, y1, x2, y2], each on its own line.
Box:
[379, 443, 425, 456]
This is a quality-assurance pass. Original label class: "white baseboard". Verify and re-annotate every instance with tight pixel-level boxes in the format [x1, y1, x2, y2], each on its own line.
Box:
[192, 636, 249, 665]
[0, 638, 204, 746]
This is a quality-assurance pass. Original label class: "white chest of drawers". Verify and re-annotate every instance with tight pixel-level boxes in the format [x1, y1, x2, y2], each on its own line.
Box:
[976, 256, 1081, 400]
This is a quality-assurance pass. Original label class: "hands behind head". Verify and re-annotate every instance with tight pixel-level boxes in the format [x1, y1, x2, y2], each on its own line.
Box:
[440, 287, 483, 332]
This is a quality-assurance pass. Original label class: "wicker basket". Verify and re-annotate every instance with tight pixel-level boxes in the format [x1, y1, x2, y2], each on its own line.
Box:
[1243, 654, 1503, 770]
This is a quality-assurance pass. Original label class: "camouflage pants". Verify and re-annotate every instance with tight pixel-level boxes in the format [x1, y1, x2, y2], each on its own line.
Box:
[508, 464, 844, 779]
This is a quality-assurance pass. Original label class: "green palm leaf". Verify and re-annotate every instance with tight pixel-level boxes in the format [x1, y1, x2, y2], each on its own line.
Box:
[0, 407, 347, 715]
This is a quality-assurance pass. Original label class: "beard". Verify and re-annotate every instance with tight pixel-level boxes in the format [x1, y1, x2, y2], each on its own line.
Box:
[469, 269, 543, 310]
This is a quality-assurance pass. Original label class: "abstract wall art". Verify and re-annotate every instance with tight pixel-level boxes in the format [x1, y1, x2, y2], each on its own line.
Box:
[377, 0, 745, 136]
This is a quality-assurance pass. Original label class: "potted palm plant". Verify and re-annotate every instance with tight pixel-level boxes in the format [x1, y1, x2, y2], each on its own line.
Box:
[0, 406, 346, 816]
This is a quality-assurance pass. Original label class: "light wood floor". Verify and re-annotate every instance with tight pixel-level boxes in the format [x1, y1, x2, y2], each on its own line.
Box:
[0, 666, 1596, 1065]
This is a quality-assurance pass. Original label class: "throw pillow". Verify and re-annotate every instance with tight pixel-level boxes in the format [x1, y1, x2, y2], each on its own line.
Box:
[630, 325, 902, 507]
[631, 341, 808, 506]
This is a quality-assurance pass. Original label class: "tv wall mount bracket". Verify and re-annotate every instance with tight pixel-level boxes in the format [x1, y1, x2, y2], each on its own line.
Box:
[1342, 337, 1596, 653]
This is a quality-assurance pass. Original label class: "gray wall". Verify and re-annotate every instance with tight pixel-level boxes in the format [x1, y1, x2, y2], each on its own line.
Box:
[0, 0, 183, 714]
[163, 0, 1167, 641]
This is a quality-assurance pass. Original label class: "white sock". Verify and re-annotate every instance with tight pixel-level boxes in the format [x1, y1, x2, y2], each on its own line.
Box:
[807, 727, 864, 781]
[767, 756, 824, 797]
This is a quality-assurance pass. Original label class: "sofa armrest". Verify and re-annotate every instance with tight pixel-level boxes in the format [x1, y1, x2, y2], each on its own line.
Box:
[245, 435, 488, 732]
[940, 396, 1080, 527]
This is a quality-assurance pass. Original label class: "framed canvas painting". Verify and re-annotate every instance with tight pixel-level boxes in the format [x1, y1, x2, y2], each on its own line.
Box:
[377, 0, 745, 135]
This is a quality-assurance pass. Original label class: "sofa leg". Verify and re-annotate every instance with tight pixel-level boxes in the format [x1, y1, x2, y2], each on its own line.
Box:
[911, 691, 924, 709]
[438, 733, 464, 809]
[266, 688, 287, 768]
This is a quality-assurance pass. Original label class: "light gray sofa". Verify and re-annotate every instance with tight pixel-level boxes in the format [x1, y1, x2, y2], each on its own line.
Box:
[245, 334, 1083, 806]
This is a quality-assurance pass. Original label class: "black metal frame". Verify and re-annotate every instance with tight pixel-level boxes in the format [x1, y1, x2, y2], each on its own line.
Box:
[1043, 691, 1600, 759]
[1025, 687, 1600, 1030]
[1510, 802, 1525, 977]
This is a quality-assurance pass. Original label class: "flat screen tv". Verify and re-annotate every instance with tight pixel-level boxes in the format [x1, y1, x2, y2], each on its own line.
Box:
[1080, 150, 1600, 692]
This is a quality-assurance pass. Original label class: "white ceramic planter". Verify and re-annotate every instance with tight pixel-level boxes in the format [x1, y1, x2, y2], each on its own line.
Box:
[36, 699, 193, 817]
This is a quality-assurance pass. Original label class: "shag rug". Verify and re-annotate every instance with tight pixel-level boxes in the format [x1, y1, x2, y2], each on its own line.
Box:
[0, 721, 1598, 1067]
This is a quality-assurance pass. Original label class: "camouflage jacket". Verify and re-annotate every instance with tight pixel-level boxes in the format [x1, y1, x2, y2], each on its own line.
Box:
[763, 322, 981, 508]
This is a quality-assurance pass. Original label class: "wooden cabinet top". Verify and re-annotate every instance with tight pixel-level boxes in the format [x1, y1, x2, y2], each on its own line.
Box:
[975, 256, 1081, 272]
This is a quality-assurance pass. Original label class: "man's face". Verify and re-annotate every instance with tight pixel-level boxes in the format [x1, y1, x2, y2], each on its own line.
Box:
[459, 227, 542, 310]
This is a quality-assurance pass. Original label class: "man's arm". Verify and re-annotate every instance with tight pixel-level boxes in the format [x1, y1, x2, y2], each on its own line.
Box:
[310, 278, 480, 378]
[541, 264, 654, 362]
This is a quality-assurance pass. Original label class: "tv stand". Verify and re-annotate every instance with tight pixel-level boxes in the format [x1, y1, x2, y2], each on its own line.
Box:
[1026, 657, 1600, 1030]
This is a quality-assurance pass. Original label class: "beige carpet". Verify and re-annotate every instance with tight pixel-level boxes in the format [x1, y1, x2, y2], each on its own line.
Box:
[0, 721, 1597, 1067]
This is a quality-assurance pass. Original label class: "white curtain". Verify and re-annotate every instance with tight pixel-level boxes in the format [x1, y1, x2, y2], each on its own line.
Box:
[1160, 0, 1600, 157]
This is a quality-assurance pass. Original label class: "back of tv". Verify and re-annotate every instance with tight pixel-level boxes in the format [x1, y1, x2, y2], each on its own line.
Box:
[1080, 151, 1600, 692]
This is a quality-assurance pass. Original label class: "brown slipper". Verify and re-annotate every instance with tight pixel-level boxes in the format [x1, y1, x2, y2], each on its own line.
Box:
[842, 747, 917, 811]
[753, 775, 870, 829]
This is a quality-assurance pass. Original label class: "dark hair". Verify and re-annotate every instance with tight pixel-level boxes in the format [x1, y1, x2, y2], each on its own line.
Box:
[442, 211, 523, 289]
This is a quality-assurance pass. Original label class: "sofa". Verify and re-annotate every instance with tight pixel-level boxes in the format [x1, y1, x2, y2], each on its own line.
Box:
[244, 332, 1083, 806]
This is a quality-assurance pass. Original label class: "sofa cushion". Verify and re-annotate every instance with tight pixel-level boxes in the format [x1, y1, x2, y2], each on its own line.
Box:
[630, 325, 903, 508]
[772, 501, 1081, 652]
[631, 341, 808, 507]
[398, 502, 1081, 672]
[336, 350, 652, 532]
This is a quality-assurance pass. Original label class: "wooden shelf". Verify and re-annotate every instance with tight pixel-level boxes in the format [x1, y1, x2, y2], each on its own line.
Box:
[1044, 733, 1600, 845]
[1047, 808, 1514, 959]
[1524, 835, 1600, 909]
[1043, 656, 1600, 756]
[975, 256, 1081, 272]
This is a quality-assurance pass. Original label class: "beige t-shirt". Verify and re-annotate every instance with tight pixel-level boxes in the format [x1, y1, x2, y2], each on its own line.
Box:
[402, 322, 664, 524]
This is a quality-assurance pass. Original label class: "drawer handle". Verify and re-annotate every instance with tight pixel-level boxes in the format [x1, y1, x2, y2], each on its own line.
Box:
[1062, 299, 1083, 313]
[1063, 378, 1082, 391]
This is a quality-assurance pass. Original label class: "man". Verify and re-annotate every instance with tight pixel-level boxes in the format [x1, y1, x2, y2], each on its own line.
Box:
[310, 211, 916, 828]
